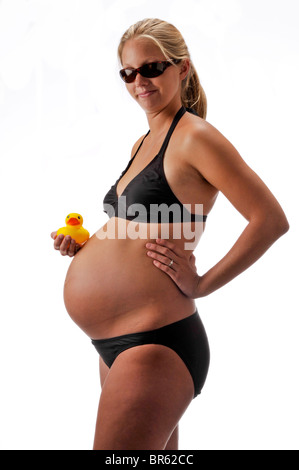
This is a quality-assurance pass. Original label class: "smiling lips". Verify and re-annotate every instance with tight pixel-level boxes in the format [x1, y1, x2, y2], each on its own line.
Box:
[138, 90, 157, 98]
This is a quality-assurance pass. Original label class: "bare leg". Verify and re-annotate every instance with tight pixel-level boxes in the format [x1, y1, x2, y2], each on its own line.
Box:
[93, 344, 194, 450]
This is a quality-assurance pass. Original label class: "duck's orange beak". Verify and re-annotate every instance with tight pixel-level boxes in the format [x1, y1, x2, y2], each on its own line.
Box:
[68, 218, 80, 226]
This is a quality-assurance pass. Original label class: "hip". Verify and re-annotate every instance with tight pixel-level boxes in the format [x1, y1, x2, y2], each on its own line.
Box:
[92, 309, 210, 398]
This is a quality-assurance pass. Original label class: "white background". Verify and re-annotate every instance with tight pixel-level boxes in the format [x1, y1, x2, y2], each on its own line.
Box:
[0, 0, 298, 450]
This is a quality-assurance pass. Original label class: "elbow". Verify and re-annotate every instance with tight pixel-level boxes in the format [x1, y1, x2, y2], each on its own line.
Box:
[259, 210, 290, 241]
[272, 210, 290, 238]
[278, 216, 290, 236]
[250, 204, 290, 242]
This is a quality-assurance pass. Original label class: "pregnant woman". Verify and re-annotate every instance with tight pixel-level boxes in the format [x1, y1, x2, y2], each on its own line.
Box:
[51, 18, 289, 450]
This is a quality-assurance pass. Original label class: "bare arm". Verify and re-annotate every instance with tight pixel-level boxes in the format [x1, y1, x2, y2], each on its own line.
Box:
[144, 121, 289, 298]
[186, 122, 289, 297]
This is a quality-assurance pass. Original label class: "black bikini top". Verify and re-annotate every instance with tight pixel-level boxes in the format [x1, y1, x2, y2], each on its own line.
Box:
[103, 106, 207, 223]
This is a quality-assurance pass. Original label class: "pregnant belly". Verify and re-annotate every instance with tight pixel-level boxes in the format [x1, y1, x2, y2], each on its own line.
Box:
[63, 219, 199, 338]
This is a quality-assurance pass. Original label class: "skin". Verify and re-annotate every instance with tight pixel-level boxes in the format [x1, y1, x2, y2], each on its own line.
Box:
[51, 37, 289, 450]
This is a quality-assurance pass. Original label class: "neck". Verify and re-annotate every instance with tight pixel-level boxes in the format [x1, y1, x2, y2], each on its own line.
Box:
[145, 101, 183, 138]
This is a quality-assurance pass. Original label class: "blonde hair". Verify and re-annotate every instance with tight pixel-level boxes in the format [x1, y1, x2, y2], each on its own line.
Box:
[117, 18, 207, 120]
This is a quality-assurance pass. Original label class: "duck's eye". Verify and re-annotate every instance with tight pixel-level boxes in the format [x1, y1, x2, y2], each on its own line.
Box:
[67, 215, 70, 218]
[78, 216, 81, 219]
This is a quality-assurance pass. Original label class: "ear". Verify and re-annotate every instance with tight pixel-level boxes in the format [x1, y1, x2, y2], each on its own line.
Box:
[180, 58, 190, 81]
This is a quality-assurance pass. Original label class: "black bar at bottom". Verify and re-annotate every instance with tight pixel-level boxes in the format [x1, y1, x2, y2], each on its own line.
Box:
[90, 451, 203, 466]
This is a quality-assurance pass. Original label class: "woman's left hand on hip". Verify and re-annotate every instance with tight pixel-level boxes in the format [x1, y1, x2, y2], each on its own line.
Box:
[145, 238, 200, 298]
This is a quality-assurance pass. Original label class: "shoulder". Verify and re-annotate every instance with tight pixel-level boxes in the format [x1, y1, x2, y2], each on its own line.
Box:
[178, 112, 288, 227]
[180, 114, 248, 185]
[130, 134, 148, 159]
[182, 114, 236, 160]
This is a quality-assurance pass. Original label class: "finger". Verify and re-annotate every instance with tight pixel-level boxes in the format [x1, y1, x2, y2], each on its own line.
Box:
[146, 242, 179, 262]
[155, 239, 184, 258]
[54, 234, 64, 250]
[51, 231, 58, 240]
[190, 253, 196, 266]
[60, 236, 71, 256]
[147, 250, 177, 270]
[152, 259, 178, 280]
[68, 239, 77, 257]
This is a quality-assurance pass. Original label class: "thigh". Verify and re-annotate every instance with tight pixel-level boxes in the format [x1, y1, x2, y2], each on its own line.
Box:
[100, 356, 179, 450]
[99, 356, 110, 388]
[93, 344, 194, 450]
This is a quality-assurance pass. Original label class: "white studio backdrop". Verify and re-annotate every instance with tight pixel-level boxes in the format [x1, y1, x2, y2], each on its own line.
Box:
[0, 0, 298, 450]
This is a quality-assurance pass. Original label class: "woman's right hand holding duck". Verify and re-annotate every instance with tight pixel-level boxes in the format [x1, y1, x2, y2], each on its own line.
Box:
[51, 231, 82, 257]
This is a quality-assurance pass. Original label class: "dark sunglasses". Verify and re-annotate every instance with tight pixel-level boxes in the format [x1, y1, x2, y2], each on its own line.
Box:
[119, 59, 181, 83]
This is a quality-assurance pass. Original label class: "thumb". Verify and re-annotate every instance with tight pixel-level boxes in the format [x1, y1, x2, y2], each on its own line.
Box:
[189, 253, 196, 267]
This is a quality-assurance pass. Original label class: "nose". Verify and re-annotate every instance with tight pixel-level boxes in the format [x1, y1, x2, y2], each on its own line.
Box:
[134, 71, 150, 86]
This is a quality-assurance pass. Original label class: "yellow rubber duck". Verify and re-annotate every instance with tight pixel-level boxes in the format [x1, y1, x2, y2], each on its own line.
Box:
[57, 213, 90, 244]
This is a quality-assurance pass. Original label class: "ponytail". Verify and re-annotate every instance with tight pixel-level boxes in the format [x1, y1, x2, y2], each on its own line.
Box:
[181, 62, 207, 119]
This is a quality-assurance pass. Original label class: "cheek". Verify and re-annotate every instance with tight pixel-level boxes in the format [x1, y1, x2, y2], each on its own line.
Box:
[126, 85, 139, 102]
[155, 74, 180, 95]
[126, 84, 134, 95]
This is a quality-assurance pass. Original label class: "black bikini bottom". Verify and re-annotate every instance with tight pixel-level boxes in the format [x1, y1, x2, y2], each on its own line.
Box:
[91, 309, 210, 399]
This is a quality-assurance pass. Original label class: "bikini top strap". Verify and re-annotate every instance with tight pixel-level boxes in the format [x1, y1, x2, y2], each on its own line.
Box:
[158, 106, 186, 156]
[186, 106, 199, 116]
[131, 130, 151, 161]
[131, 106, 186, 163]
